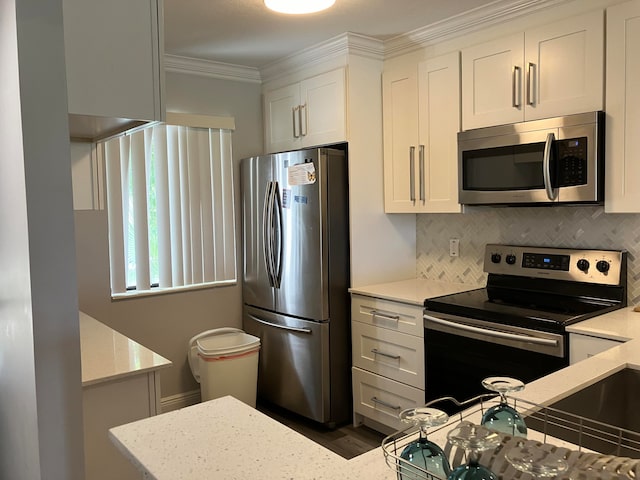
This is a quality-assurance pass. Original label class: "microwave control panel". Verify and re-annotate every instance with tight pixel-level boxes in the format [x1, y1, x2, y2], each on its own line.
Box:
[555, 137, 587, 187]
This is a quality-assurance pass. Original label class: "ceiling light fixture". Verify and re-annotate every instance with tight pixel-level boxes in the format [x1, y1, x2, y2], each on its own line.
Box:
[264, 0, 336, 15]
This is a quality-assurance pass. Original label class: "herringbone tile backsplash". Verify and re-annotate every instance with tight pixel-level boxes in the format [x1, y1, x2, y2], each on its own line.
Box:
[416, 206, 640, 305]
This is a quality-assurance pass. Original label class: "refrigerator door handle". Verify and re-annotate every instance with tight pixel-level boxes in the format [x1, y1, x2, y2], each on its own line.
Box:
[272, 182, 283, 288]
[248, 314, 313, 334]
[262, 181, 275, 287]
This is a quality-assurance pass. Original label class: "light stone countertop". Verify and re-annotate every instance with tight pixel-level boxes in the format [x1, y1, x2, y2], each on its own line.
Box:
[80, 311, 172, 387]
[108, 299, 640, 479]
[349, 278, 479, 305]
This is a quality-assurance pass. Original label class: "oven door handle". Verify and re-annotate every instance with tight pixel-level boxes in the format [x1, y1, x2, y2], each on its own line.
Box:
[424, 314, 559, 347]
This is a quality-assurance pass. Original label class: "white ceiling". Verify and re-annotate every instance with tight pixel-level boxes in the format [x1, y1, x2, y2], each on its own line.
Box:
[163, 0, 497, 69]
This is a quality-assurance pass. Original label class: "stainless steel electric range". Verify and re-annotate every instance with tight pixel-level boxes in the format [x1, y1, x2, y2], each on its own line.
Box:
[423, 244, 627, 412]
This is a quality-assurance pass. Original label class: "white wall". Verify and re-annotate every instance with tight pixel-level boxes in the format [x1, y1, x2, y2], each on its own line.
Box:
[74, 71, 263, 402]
[0, 0, 84, 478]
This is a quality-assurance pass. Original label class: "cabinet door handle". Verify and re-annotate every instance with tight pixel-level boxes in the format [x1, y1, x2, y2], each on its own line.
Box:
[371, 348, 401, 360]
[409, 146, 416, 203]
[512, 66, 521, 108]
[419, 144, 425, 203]
[526, 62, 536, 106]
[371, 310, 400, 322]
[299, 103, 307, 137]
[371, 396, 401, 411]
[292, 106, 300, 138]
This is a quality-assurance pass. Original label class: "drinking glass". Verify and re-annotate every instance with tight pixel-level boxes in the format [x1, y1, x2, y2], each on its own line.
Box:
[446, 421, 501, 480]
[480, 376, 527, 438]
[398, 407, 452, 480]
[505, 444, 568, 478]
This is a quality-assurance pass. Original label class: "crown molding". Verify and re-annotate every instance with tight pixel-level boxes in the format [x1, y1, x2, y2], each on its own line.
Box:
[384, 0, 571, 57]
[259, 32, 384, 84]
[164, 54, 262, 83]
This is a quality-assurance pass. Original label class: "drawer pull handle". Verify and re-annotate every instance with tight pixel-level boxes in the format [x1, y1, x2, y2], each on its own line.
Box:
[371, 348, 401, 360]
[370, 310, 400, 322]
[371, 396, 401, 411]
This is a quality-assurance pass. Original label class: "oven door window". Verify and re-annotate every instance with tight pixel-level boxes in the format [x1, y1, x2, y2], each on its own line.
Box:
[462, 142, 555, 191]
[425, 329, 567, 414]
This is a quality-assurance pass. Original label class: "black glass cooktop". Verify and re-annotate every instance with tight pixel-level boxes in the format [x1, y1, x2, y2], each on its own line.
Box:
[424, 287, 621, 333]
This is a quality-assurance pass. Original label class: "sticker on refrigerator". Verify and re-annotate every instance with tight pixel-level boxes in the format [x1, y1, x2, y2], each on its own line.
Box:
[294, 195, 308, 205]
[288, 162, 316, 185]
[282, 189, 291, 209]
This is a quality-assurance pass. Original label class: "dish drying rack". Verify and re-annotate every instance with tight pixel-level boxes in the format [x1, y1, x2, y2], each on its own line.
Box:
[382, 394, 640, 480]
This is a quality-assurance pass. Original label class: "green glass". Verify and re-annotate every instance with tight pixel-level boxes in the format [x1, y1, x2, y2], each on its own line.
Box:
[399, 407, 452, 480]
[480, 377, 527, 438]
[446, 422, 500, 480]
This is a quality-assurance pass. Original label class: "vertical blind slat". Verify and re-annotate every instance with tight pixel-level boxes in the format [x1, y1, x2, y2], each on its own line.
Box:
[187, 129, 203, 284]
[105, 139, 126, 294]
[154, 125, 172, 288]
[220, 130, 236, 279]
[167, 126, 184, 287]
[199, 130, 214, 283]
[178, 127, 192, 284]
[131, 130, 150, 290]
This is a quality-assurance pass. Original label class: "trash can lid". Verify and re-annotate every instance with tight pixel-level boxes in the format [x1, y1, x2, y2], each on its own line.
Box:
[196, 330, 260, 358]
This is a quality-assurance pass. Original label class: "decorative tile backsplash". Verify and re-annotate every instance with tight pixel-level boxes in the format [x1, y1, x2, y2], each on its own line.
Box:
[416, 206, 640, 305]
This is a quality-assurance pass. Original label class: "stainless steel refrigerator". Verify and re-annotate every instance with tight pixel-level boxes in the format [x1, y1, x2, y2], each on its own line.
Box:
[241, 146, 350, 426]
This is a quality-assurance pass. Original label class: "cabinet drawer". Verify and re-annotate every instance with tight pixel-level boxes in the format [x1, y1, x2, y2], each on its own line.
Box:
[351, 294, 423, 337]
[352, 367, 424, 431]
[352, 321, 424, 389]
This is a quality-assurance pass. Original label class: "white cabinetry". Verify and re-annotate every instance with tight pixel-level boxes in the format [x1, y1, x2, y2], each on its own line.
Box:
[351, 295, 425, 431]
[605, 0, 640, 213]
[263, 68, 346, 153]
[83, 372, 161, 480]
[63, 0, 164, 139]
[382, 52, 461, 213]
[569, 333, 622, 364]
[461, 10, 604, 130]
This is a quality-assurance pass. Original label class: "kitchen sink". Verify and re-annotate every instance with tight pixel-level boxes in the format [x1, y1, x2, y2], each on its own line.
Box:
[525, 368, 640, 458]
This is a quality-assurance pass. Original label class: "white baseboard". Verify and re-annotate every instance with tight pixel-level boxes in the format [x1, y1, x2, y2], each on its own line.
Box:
[160, 389, 201, 413]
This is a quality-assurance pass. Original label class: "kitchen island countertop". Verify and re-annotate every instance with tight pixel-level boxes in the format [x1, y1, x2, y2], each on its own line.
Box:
[108, 302, 640, 479]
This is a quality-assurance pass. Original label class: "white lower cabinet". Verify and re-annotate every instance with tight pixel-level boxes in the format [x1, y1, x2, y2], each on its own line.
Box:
[569, 333, 623, 364]
[83, 371, 161, 480]
[351, 294, 424, 431]
[352, 367, 424, 432]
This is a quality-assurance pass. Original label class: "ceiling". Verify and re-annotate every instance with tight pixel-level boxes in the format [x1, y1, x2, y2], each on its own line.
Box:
[163, 0, 497, 69]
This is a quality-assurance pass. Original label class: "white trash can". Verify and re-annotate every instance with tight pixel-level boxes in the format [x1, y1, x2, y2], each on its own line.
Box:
[188, 328, 260, 407]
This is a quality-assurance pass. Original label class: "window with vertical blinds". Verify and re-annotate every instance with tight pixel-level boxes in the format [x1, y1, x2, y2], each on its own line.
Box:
[102, 116, 236, 297]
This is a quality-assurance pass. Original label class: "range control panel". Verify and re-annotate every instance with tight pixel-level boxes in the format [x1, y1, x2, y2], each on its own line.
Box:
[484, 244, 626, 285]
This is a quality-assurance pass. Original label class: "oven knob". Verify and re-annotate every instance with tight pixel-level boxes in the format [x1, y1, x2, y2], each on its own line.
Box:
[596, 260, 610, 273]
[491, 253, 502, 264]
[576, 259, 590, 272]
[506, 254, 517, 265]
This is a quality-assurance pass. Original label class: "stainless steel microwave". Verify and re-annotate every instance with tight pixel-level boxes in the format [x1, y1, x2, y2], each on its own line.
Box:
[458, 111, 604, 206]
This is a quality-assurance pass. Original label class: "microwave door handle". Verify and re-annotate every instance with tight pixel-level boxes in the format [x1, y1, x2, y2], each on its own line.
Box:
[543, 132, 558, 201]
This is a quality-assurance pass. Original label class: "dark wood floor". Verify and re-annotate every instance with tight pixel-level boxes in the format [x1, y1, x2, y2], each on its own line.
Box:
[257, 402, 387, 460]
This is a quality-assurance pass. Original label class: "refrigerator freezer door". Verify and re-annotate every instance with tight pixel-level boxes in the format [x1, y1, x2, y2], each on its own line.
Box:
[272, 149, 329, 321]
[243, 305, 331, 423]
[242, 155, 276, 311]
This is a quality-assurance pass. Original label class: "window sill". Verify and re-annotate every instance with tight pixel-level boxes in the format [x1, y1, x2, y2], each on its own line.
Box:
[111, 279, 237, 300]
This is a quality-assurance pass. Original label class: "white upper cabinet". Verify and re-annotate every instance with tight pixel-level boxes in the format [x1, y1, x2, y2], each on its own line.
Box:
[462, 10, 604, 130]
[605, 0, 640, 213]
[63, 0, 164, 138]
[383, 52, 461, 213]
[263, 68, 346, 153]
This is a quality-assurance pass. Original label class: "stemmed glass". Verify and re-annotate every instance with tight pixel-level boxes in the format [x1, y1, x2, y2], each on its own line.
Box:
[480, 376, 527, 438]
[505, 444, 568, 479]
[398, 407, 452, 480]
[446, 421, 501, 480]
